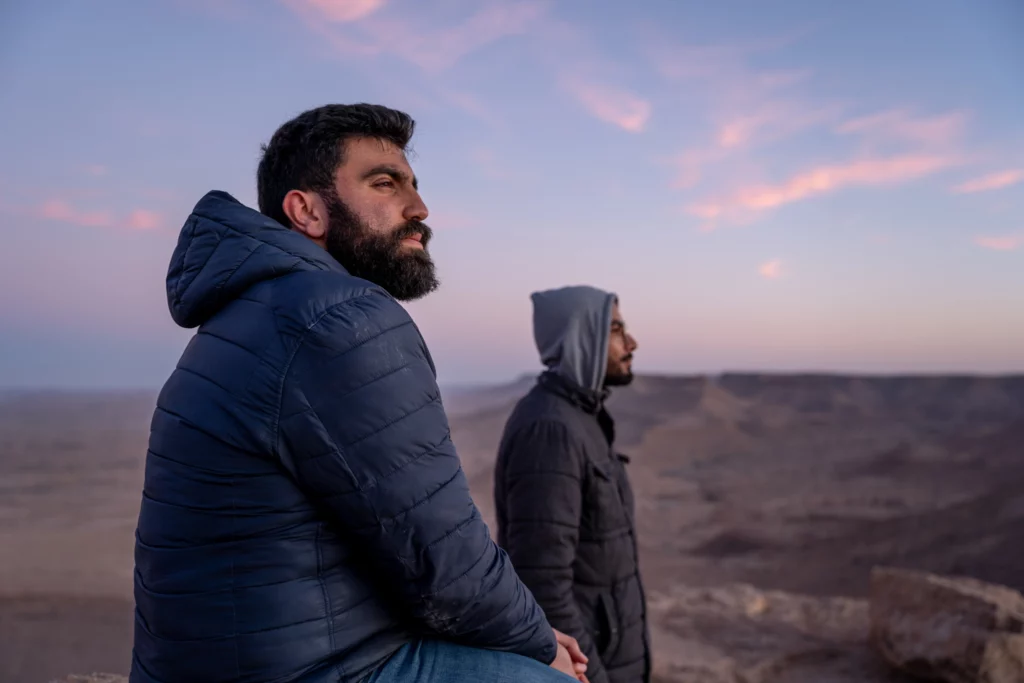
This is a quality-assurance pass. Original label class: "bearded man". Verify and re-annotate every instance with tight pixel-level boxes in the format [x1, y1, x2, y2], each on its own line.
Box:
[130, 104, 587, 683]
[494, 286, 650, 683]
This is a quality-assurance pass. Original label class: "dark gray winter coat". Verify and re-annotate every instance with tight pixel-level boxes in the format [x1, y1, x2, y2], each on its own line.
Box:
[494, 286, 651, 683]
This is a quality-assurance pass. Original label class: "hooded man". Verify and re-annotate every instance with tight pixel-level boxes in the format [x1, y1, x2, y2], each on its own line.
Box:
[494, 286, 650, 683]
[130, 104, 587, 683]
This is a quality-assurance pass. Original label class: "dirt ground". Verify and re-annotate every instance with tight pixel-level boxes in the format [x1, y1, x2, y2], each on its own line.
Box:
[2, 375, 1022, 682]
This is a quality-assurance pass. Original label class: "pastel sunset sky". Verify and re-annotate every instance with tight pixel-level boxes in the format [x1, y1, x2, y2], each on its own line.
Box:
[1, 0, 1022, 388]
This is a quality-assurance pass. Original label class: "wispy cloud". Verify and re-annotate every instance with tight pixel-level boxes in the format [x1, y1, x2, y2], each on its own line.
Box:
[649, 30, 845, 192]
[974, 233, 1024, 251]
[287, 0, 545, 73]
[758, 259, 783, 279]
[688, 154, 959, 228]
[38, 200, 113, 228]
[126, 209, 163, 231]
[285, 0, 386, 22]
[667, 98, 842, 190]
[644, 24, 819, 102]
[715, 101, 838, 150]
[564, 78, 651, 132]
[952, 169, 1024, 195]
[836, 109, 967, 147]
[646, 33, 806, 86]
[670, 148, 724, 189]
[36, 200, 162, 231]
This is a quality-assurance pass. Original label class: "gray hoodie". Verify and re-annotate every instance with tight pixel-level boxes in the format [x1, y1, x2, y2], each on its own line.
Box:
[531, 285, 617, 392]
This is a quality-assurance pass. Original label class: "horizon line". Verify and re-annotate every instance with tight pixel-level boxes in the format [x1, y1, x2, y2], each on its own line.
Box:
[6, 368, 1024, 395]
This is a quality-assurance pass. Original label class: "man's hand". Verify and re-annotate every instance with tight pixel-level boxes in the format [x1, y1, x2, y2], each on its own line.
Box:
[553, 629, 588, 681]
[550, 643, 577, 678]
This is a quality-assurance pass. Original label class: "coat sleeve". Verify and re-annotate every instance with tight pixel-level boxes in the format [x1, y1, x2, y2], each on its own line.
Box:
[277, 291, 556, 664]
[500, 419, 609, 683]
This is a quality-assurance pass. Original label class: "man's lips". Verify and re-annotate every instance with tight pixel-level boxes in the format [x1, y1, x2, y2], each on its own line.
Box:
[401, 233, 424, 249]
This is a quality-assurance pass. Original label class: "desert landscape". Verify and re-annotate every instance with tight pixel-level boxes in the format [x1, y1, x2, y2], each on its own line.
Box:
[3, 373, 1024, 682]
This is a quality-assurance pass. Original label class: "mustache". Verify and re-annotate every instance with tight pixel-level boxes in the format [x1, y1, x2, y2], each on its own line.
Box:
[621, 354, 634, 362]
[392, 221, 433, 247]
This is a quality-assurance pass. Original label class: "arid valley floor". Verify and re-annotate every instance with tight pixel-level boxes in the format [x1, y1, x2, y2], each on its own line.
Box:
[3, 374, 1023, 682]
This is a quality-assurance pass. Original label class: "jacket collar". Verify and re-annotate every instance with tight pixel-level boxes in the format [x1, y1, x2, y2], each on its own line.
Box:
[538, 370, 608, 415]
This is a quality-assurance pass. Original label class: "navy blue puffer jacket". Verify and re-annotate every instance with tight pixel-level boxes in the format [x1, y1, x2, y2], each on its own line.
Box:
[130, 191, 557, 683]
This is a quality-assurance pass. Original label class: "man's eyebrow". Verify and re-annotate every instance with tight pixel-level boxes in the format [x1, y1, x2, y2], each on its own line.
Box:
[362, 165, 418, 190]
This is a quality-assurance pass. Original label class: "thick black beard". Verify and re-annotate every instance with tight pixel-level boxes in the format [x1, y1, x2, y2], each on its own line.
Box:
[604, 371, 634, 388]
[322, 191, 439, 301]
[604, 353, 635, 387]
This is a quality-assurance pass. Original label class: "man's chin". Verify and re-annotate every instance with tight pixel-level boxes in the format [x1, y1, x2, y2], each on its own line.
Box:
[604, 371, 634, 388]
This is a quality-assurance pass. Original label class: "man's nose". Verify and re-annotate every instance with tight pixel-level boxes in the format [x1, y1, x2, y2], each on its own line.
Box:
[404, 190, 428, 223]
[627, 334, 638, 352]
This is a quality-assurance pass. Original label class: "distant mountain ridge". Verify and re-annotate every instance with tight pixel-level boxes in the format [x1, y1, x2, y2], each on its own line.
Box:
[445, 371, 1024, 427]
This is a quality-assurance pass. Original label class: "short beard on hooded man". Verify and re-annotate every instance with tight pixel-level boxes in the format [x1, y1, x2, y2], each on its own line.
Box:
[322, 189, 439, 302]
[604, 356, 635, 387]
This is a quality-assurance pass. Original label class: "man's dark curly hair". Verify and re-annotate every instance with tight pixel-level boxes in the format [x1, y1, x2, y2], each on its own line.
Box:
[257, 103, 415, 228]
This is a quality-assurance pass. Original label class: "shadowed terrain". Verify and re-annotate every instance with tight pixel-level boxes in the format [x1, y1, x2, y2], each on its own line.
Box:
[2, 374, 1023, 682]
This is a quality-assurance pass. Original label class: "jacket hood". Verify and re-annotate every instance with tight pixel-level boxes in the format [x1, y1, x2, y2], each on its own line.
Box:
[531, 285, 617, 393]
[166, 190, 344, 328]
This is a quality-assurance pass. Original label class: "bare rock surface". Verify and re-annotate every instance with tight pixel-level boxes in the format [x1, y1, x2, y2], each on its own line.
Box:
[648, 582, 912, 683]
[870, 567, 1024, 683]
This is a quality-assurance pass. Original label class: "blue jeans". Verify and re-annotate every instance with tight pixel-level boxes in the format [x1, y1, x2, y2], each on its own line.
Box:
[365, 640, 576, 683]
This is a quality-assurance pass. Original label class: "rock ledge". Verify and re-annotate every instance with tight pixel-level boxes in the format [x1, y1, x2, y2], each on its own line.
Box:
[870, 567, 1024, 683]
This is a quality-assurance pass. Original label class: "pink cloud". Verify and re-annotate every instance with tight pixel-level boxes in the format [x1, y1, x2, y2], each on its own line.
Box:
[670, 148, 723, 189]
[951, 169, 1024, 195]
[84, 164, 108, 177]
[758, 259, 782, 279]
[688, 154, 958, 228]
[644, 26, 818, 96]
[836, 109, 967, 147]
[126, 209, 163, 231]
[714, 102, 840, 151]
[39, 200, 113, 228]
[662, 97, 835, 191]
[424, 1, 544, 71]
[565, 79, 651, 132]
[284, 0, 385, 22]
[290, 1, 545, 73]
[974, 234, 1024, 251]
[740, 155, 955, 210]
[687, 203, 722, 220]
[35, 200, 163, 231]
[717, 119, 755, 149]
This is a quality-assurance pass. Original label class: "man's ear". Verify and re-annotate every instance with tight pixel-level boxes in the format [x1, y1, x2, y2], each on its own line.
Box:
[282, 190, 327, 244]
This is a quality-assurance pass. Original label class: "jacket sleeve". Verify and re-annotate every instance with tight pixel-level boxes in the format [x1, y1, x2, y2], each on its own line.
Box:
[500, 419, 609, 683]
[277, 292, 556, 664]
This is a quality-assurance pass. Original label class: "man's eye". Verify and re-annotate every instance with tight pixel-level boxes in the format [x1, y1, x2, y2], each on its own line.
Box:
[374, 180, 395, 189]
